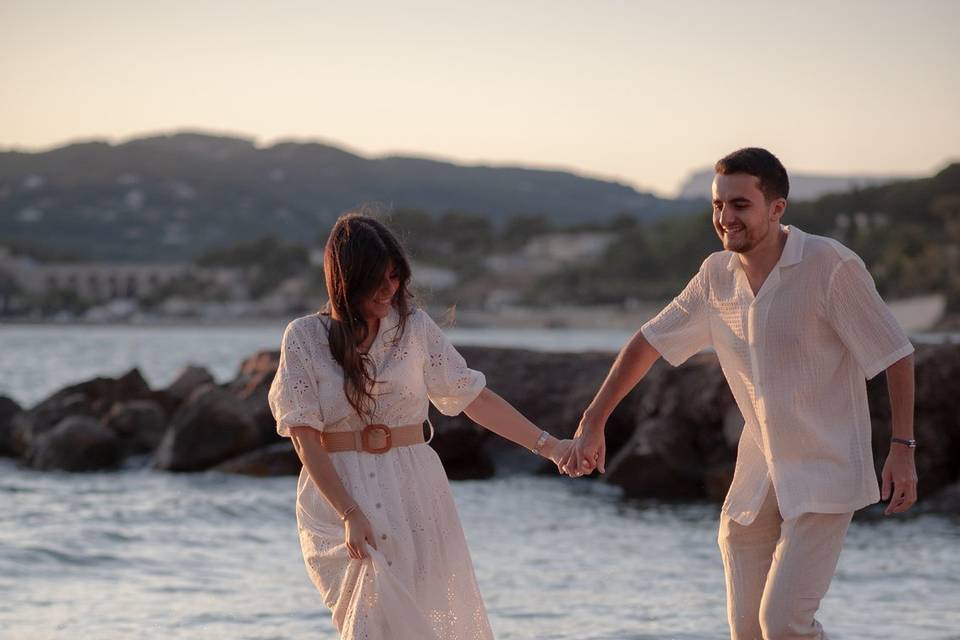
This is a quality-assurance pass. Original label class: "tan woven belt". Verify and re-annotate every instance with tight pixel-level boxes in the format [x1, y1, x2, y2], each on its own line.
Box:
[320, 422, 433, 454]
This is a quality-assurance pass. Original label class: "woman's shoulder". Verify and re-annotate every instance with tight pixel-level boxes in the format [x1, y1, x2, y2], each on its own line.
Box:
[286, 312, 330, 342]
[406, 306, 442, 335]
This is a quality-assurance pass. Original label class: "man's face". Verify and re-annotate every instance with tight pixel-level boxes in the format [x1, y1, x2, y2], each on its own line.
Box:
[711, 173, 783, 253]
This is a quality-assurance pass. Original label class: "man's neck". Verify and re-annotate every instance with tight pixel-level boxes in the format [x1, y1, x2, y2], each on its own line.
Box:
[738, 226, 788, 292]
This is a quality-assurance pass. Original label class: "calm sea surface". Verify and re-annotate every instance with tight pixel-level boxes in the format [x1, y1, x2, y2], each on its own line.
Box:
[1, 323, 959, 639]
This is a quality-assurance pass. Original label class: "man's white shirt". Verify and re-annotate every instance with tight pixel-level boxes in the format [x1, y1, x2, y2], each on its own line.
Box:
[642, 226, 913, 525]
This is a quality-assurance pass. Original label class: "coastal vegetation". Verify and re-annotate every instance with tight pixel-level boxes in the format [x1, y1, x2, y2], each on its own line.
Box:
[1, 143, 957, 321]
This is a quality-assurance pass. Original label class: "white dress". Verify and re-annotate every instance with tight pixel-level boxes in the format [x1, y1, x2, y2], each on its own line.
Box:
[268, 306, 495, 640]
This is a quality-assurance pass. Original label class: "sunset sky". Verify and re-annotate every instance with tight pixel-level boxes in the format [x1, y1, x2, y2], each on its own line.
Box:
[2, 0, 958, 195]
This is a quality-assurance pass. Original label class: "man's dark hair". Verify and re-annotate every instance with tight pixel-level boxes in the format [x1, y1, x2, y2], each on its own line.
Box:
[715, 147, 790, 202]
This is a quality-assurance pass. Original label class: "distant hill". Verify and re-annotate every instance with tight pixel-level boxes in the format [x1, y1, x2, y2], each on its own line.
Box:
[529, 162, 960, 309]
[677, 168, 911, 201]
[0, 132, 702, 262]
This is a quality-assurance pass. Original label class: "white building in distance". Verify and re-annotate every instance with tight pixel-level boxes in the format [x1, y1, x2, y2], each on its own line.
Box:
[0, 248, 242, 301]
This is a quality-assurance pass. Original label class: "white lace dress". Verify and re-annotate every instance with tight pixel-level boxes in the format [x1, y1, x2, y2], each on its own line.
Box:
[268, 306, 495, 640]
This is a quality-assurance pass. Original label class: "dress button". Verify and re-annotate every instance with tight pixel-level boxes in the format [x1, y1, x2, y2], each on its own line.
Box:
[369, 472, 375, 478]
[387, 561, 392, 566]
[376, 503, 382, 509]
[381, 534, 387, 540]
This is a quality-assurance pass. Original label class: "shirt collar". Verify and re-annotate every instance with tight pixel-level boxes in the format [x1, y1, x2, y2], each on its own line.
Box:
[726, 225, 805, 271]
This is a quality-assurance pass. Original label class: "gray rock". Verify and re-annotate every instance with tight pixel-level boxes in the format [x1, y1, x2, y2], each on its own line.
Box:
[448, 346, 646, 477]
[869, 344, 960, 500]
[11, 368, 151, 457]
[427, 411, 496, 480]
[603, 343, 960, 508]
[28, 415, 122, 471]
[0, 395, 23, 457]
[166, 365, 216, 400]
[223, 350, 283, 447]
[603, 355, 737, 499]
[722, 405, 745, 449]
[921, 482, 960, 514]
[606, 416, 707, 499]
[153, 386, 262, 471]
[102, 400, 167, 454]
[152, 365, 216, 416]
[10, 392, 95, 457]
[215, 442, 301, 477]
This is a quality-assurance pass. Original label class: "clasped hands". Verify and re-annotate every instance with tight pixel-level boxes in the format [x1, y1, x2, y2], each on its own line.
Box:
[544, 416, 607, 478]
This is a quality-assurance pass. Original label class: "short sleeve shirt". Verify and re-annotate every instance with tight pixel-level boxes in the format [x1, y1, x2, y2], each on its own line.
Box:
[641, 226, 913, 524]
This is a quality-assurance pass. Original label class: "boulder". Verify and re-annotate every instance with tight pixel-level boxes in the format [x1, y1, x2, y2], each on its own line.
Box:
[447, 346, 647, 476]
[151, 365, 216, 416]
[606, 416, 707, 499]
[102, 400, 167, 455]
[604, 355, 737, 499]
[869, 345, 960, 499]
[920, 481, 960, 513]
[10, 392, 95, 457]
[603, 343, 960, 507]
[10, 368, 151, 457]
[153, 385, 262, 471]
[28, 415, 122, 471]
[223, 350, 283, 447]
[55, 368, 151, 414]
[8, 338, 958, 516]
[0, 395, 23, 457]
[427, 410, 495, 480]
[215, 442, 302, 477]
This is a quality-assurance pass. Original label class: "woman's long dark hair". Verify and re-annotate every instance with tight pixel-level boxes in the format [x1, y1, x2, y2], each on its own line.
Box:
[321, 213, 413, 419]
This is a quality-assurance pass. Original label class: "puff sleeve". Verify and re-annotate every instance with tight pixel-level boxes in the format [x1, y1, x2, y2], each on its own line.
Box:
[418, 310, 486, 416]
[268, 321, 325, 437]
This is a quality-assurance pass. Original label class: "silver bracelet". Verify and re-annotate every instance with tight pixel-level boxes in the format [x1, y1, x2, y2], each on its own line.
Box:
[531, 430, 549, 456]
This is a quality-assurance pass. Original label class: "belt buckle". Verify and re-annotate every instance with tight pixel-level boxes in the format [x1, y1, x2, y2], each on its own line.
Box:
[361, 424, 392, 454]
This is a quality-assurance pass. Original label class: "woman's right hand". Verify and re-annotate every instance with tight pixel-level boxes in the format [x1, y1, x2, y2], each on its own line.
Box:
[344, 509, 377, 559]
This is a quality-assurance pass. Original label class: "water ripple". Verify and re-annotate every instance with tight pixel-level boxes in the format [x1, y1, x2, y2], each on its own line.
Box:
[1, 468, 957, 639]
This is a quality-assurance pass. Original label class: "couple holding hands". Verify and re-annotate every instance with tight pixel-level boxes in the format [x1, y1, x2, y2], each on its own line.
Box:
[268, 148, 917, 640]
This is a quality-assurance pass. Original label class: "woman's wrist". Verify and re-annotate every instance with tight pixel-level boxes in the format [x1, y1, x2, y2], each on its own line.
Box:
[537, 434, 559, 459]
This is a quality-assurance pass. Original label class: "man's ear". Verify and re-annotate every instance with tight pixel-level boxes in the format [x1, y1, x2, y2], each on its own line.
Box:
[770, 198, 787, 222]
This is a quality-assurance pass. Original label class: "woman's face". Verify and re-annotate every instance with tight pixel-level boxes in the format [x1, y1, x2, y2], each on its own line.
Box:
[359, 260, 401, 321]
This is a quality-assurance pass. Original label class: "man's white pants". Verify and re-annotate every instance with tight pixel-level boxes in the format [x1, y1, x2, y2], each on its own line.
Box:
[718, 487, 853, 640]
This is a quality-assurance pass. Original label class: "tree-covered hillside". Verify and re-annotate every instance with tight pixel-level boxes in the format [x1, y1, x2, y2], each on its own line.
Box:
[0, 132, 700, 262]
[527, 163, 960, 311]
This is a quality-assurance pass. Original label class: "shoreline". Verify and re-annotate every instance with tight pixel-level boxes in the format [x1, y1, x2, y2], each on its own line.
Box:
[0, 293, 950, 332]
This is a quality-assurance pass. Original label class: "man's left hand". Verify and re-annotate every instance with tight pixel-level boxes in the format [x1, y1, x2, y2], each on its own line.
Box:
[881, 446, 918, 515]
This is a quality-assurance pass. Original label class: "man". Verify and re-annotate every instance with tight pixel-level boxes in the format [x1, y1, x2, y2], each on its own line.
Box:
[561, 148, 918, 639]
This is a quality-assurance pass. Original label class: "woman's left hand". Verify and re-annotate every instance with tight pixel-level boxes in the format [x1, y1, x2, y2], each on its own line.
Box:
[542, 438, 577, 474]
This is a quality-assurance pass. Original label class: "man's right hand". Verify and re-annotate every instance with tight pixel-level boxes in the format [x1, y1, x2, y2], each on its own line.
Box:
[560, 416, 607, 477]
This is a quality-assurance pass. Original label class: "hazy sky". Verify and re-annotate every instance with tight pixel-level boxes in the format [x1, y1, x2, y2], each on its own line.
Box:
[2, 0, 958, 195]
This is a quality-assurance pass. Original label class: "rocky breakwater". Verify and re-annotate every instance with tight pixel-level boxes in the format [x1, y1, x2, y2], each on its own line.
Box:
[462, 343, 960, 511]
[1, 343, 957, 511]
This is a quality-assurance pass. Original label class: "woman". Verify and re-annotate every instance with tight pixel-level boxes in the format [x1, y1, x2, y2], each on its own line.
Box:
[268, 213, 574, 639]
